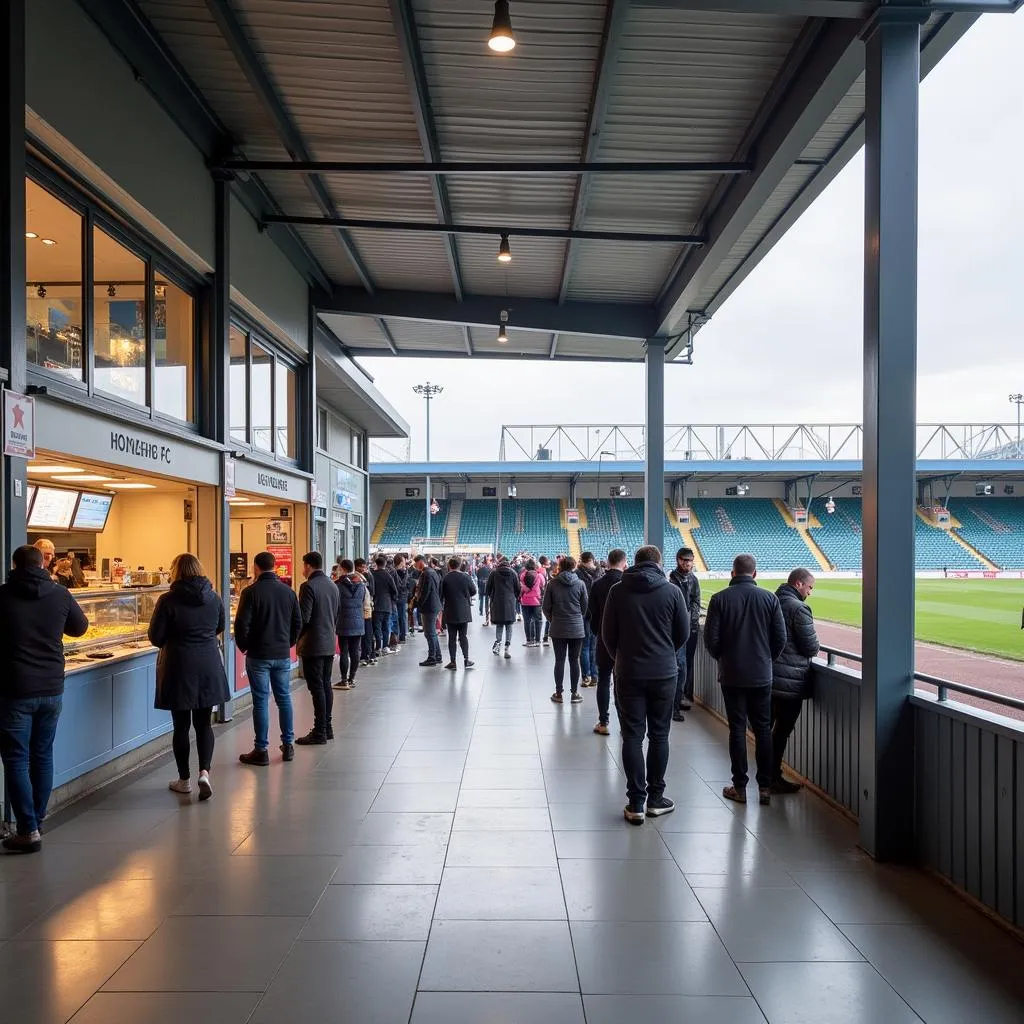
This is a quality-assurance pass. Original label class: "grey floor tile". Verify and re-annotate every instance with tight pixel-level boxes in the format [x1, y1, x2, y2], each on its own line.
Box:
[457, 788, 549, 808]
[446, 830, 556, 867]
[463, 754, 544, 771]
[560, 859, 707, 921]
[68, 992, 261, 1024]
[411, 992, 586, 1023]
[419, 920, 579, 991]
[392, 749, 469, 768]
[650, 805, 746, 832]
[685, 870, 798, 889]
[461, 768, 547, 789]
[250, 939, 424, 1024]
[435, 867, 567, 920]
[46, 809, 175, 845]
[554, 828, 670, 860]
[371, 783, 461, 812]
[571, 921, 746, 995]
[840, 922, 1024, 1023]
[348, 811, 453, 845]
[231, 823, 356, 856]
[301, 884, 436, 940]
[0, 939, 139, 1024]
[660, 829, 781, 875]
[694, 886, 864, 962]
[453, 806, 550, 830]
[385, 765, 466, 784]
[584, 994, 768, 1024]
[333, 844, 447, 884]
[547, 802, 631, 830]
[103, 916, 304, 992]
[738, 962, 920, 1024]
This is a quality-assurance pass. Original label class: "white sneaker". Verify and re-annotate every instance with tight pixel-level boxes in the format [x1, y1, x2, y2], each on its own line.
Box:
[169, 779, 192, 794]
[197, 773, 213, 801]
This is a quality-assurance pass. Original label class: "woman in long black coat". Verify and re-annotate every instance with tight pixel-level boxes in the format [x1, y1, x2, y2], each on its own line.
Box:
[486, 558, 521, 659]
[148, 553, 230, 801]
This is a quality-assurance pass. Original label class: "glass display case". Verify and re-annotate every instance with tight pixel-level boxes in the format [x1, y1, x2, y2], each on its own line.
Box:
[64, 585, 169, 662]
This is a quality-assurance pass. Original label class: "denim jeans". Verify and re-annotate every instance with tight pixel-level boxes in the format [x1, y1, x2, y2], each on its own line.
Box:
[397, 606, 408, 642]
[361, 617, 374, 660]
[614, 675, 674, 805]
[771, 695, 804, 782]
[478, 591, 489, 618]
[581, 622, 597, 678]
[0, 695, 63, 835]
[495, 622, 514, 645]
[372, 609, 391, 653]
[720, 684, 773, 789]
[388, 608, 399, 646]
[246, 657, 294, 750]
[422, 613, 442, 661]
[674, 645, 688, 710]
[522, 605, 542, 643]
[596, 645, 614, 725]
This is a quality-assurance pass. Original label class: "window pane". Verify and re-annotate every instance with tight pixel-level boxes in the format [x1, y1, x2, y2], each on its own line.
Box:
[229, 325, 248, 445]
[351, 430, 363, 469]
[317, 408, 328, 451]
[93, 227, 146, 406]
[25, 180, 83, 380]
[276, 362, 296, 459]
[154, 274, 193, 421]
[251, 342, 273, 452]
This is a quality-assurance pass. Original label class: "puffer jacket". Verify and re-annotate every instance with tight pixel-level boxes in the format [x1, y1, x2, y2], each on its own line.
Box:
[336, 575, 369, 637]
[542, 570, 589, 640]
[486, 564, 521, 624]
[772, 583, 821, 699]
[669, 568, 702, 633]
[519, 569, 544, 607]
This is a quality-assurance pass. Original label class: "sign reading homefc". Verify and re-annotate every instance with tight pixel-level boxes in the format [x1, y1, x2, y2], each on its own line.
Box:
[3, 390, 35, 458]
[110, 431, 172, 464]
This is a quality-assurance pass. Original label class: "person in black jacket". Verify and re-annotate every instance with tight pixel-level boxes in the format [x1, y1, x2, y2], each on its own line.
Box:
[355, 558, 375, 664]
[441, 557, 477, 670]
[602, 546, 688, 824]
[150, 553, 230, 801]
[588, 548, 626, 736]
[704, 554, 787, 806]
[296, 551, 341, 745]
[669, 547, 702, 720]
[234, 551, 302, 766]
[576, 552, 602, 688]
[335, 559, 369, 690]
[392, 554, 410, 647]
[0, 545, 88, 852]
[412, 555, 443, 666]
[486, 558, 521, 659]
[771, 569, 820, 794]
[476, 558, 492, 624]
[370, 556, 398, 659]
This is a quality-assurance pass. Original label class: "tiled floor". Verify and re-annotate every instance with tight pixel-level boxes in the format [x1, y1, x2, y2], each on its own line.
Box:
[4, 633, 1024, 1023]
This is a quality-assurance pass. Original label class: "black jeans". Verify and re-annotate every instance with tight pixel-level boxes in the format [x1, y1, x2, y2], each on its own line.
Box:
[447, 622, 470, 662]
[615, 675, 674, 805]
[596, 644, 614, 725]
[771, 694, 804, 781]
[303, 655, 335, 737]
[720, 685, 773, 789]
[552, 636, 583, 694]
[683, 631, 698, 702]
[362, 617, 374, 660]
[171, 708, 214, 779]
[338, 635, 362, 682]
[522, 605, 542, 642]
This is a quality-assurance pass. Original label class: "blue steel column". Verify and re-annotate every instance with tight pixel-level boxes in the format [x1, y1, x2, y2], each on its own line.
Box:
[0, 0, 27, 579]
[860, 10, 922, 862]
[644, 338, 666, 554]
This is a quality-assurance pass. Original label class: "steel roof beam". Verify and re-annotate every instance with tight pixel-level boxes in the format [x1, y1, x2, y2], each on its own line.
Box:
[203, 0, 376, 294]
[632, 0, 871, 15]
[218, 159, 752, 175]
[378, 320, 400, 356]
[317, 289, 656, 341]
[264, 215, 703, 246]
[388, 0, 464, 301]
[558, 0, 631, 304]
[654, 16, 865, 350]
[549, 334, 560, 358]
[462, 326, 474, 356]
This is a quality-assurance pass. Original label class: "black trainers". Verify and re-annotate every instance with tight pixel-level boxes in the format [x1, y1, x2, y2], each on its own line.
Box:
[570, 692, 583, 704]
[673, 709, 686, 722]
[420, 658, 438, 667]
[623, 803, 645, 826]
[464, 660, 475, 669]
[280, 742, 295, 762]
[445, 661, 458, 670]
[645, 795, 675, 818]
[295, 731, 327, 746]
[326, 726, 334, 740]
[759, 788, 772, 806]
[239, 748, 270, 766]
[770, 777, 802, 794]
[2, 832, 42, 854]
[679, 700, 693, 712]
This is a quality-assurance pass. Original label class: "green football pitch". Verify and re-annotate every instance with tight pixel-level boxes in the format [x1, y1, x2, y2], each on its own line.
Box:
[699, 578, 1024, 662]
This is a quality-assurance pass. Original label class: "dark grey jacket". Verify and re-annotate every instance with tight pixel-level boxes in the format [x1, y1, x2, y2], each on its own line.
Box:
[772, 583, 820, 699]
[704, 576, 787, 688]
[297, 570, 341, 658]
[370, 568, 399, 616]
[413, 566, 443, 616]
[441, 570, 477, 625]
[669, 568, 702, 632]
[336, 575, 368, 638]
[234, 572, 301, 660]
[486, 564, 521, 624]
[542, 570, 589, 640]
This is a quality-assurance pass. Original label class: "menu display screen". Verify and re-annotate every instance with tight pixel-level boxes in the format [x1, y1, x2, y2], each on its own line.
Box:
[72, 492, 114, 531]
[28, 487, 79, 530]
[26, 485, 36, 518]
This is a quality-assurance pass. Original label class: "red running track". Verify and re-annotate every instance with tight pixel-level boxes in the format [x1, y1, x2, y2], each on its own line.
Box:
[814, 620, 1024, 724]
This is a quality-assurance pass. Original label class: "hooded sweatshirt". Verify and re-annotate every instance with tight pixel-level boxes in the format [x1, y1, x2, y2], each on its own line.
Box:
[541, 570, 589, 639]
[0, 566, 89, 698]
[519, 567, 544, 607]
[601, 561, 689, 680]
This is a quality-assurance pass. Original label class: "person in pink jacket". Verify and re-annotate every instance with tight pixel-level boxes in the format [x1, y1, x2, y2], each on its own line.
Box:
[519, 559, 545, 647]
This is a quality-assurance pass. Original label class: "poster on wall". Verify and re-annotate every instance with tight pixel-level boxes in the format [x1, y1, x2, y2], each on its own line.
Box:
[266, 519, 291, 545]
[225, 458, 236, 499]
[3, 390, 35, 458]
[266, 544, 293, 583]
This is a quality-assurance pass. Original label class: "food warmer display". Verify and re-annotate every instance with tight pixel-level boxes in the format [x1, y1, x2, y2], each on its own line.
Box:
[63, 586, 169, 669]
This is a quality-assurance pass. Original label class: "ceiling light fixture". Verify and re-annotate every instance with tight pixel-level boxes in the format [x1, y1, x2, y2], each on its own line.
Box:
[25, 231, 37, 239]
[52, 474, 111, 483]
[497, 233, 512, 263]
[488, 0, 515, 52]
[28, 465, 84, 475]
[40, 238, 56, 246]
[103, 482, 156, 490]
[36, 285, 46, 299]
[497, 308, 510, 343]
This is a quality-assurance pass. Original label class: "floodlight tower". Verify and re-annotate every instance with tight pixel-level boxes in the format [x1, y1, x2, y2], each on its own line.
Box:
[413, 382, 444, 540]
[1009, 393, 1023, 455]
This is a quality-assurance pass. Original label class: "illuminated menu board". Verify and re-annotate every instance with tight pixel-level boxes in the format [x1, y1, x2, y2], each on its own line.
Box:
[72, 492, 114, 531]
[28, 487, 79, 530]
[27, 484, 36, 518]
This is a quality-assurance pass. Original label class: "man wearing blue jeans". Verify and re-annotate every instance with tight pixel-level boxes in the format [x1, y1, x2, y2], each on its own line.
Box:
[234, 551, 302, 766]
[0, 545, 88, 853]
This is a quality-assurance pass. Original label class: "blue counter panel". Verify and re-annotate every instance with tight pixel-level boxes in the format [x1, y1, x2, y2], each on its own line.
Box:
[55, 651, 172, 788]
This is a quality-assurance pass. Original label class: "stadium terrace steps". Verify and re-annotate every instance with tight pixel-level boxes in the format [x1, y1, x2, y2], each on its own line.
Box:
[798, 527, 834, 573]
[371, 499, 392, 546]
[948, 498, 1024, 569]
[689, 498, 815, 572]
[912, 508, 986, 571]
[443, 497, 464, 545]
[809, 497, 862, 570]
[378, 498, 450, 546]
[664, 500, 708, 571]
[564, 499, 582, 560]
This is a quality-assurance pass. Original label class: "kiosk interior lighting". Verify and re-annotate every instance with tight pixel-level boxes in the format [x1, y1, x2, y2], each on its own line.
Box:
[488, 0, 515, 52]
[40, 238, 56, 246]
[25, 231, 37, 239]
[497, 233, 512, 263]
[28, 465, 84, 475]
[52, 474, 110, 483]
[103, 482, 156, 490]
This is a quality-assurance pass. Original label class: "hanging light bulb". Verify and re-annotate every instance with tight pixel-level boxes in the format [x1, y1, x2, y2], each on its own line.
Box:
[488, 0, 516, 52]
[497, 233, 512, 263]
[497, 322, 509, 344]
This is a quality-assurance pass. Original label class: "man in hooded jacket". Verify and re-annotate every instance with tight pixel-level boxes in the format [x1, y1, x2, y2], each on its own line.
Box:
[588, 548, 627, 736]
[576, 551, 602, 687]
[602, 546, 689, 825]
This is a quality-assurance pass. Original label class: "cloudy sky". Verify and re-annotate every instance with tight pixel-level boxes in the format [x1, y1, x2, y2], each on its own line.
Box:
[364, 12, 1024, 463]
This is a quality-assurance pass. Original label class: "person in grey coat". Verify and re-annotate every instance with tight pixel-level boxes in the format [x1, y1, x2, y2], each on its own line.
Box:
[441, 558, 477, 669]
[296, 551, 341, 745]
[486, 558, 521, 658]
[543, 557, 589, 704]
[335, 560, 369, 690]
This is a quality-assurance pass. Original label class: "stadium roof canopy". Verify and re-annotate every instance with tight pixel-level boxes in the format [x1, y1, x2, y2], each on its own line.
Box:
[84, 0, 1017, 364]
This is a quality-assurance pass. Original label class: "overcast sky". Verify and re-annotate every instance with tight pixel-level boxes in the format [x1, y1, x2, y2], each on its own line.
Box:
[364, 13, 1024, 463]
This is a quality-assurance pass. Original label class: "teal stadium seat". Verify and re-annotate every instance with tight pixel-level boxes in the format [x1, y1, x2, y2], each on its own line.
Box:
[579, 499, 645, 560]
[947, 499, 1024, 569]
[379, 499, 449, 546]
[689, 499, 812, 572]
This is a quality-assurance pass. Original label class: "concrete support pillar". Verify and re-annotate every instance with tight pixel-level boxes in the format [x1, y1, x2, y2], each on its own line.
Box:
[644, 338, 666, 555]
[1, 0, 27, 579]
[859, 10, 922, 861]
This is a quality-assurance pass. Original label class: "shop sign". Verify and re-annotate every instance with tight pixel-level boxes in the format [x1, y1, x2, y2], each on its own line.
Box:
[3, 390, 35, 458]
[225, 458, 236, 499]
[566, 508, 579, 525]
[233, 459, 308, 501]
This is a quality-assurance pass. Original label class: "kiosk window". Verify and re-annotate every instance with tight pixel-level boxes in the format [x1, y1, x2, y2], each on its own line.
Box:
[276, 362, 296, 460]
[93, 228, 146, 407]
[251, 341, 273, 452]
[25, 180, 83, 381]
[154, 274, 194, 422]
[230, 325, 248, 445]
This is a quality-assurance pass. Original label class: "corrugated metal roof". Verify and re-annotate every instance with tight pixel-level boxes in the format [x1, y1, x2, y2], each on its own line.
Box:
[317, 312, 391, 348]
[566, 240, 679, 304]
